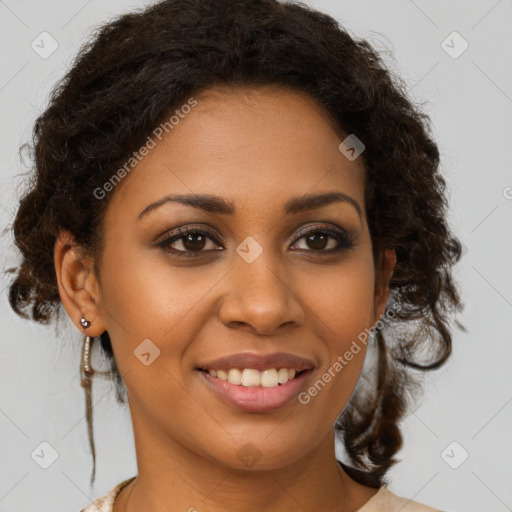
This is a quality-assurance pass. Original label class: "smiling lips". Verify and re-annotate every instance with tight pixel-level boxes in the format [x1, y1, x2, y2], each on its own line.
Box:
[197, 351, 314, 412]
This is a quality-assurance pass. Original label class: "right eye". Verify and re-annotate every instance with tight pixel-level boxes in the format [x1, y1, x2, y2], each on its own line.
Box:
[157, 226, 224, 256]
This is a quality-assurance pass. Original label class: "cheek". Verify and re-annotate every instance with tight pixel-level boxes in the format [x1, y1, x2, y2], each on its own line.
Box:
[98, 239, 214, 332]
[96, 242, 227, 376]
[294, 255, 375, 415]
[299, 252, 376, 339]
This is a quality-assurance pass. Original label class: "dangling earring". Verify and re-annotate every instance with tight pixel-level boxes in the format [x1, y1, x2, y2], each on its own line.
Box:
[79, 316, 97, 487]
[79, 316, 111, 488]
[80, 318, 93, 388]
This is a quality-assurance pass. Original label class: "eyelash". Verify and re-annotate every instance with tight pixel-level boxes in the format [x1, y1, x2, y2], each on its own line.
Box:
[156, 224, 356, 257]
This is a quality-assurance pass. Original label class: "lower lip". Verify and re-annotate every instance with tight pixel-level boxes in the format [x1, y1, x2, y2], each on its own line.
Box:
[199, 370, 312, 412]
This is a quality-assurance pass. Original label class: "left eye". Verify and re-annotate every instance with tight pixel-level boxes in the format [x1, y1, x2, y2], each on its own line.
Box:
[291, 228, 354, 252]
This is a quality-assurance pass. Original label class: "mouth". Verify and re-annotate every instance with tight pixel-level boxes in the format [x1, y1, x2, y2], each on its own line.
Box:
[197, 367, 307, 388]
[196, 367, 313, 412]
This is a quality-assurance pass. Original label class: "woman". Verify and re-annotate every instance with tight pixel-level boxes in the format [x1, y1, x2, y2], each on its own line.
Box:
[7, 0, 463, 510]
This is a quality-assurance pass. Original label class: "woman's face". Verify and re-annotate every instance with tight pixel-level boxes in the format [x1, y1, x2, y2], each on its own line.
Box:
[69, 86, 394, 471]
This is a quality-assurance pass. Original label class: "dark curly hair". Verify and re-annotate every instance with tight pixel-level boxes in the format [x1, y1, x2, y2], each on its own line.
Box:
[7, 0, 464, 490]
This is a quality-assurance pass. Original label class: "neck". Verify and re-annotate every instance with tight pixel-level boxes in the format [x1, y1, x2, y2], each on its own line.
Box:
[113, 412, 379, 512]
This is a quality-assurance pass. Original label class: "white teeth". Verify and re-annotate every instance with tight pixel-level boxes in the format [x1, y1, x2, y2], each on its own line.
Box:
[260, 369, 279, 387]
[207, 367, 302, 388]
[241, 369, 261, 387]
[227, 368, 242, 385]
[278, 368, 289, 384]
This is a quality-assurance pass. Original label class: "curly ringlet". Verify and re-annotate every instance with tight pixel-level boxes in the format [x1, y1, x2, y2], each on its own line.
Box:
[7, 0, 464, 489]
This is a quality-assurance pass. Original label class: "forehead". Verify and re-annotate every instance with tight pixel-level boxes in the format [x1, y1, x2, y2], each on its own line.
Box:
[104, 85, 366, 223]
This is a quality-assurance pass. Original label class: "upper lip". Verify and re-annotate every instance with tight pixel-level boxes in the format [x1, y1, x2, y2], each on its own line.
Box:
[197, 352, 315, 371]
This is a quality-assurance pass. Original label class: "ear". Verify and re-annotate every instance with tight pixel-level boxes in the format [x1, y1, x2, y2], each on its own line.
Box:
[371, 248, 396, 327]
[54, 229, 106, 337]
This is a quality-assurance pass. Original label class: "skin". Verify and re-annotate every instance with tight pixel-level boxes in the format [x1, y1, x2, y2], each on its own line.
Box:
[55, 85, 396, 512]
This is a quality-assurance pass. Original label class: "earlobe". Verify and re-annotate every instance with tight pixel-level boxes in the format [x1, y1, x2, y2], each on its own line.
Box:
[54, 230, 106, 336]
[372, 248, 397, 326]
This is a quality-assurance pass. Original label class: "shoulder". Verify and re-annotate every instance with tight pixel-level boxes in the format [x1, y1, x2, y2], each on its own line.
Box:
[358, 485, 446, 512]
[79, 476, 136, 512]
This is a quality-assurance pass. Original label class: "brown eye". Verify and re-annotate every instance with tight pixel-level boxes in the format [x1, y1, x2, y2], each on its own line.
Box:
[304, 232, 330, 250]
[291, 227, 355, 253]
[157, 226, 222, 255]
[177, 232, 208, 251]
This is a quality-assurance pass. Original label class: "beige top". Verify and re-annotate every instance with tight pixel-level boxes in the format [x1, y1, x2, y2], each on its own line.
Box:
[80, 476, 444, 512]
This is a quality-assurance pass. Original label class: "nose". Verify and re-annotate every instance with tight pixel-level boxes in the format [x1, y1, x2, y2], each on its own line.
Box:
[218, 251, 305, 336]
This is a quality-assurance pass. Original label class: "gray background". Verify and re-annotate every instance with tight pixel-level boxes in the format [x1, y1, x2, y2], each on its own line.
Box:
[0, 1, 511, 511]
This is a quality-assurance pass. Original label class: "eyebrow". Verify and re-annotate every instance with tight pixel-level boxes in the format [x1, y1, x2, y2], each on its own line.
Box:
[137, 191, 362, 220]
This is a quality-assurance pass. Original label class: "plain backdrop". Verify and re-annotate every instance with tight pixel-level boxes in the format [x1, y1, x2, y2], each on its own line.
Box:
[0, 1, 511, 511]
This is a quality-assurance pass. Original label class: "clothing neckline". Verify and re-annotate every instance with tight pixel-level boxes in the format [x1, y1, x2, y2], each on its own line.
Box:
[108, 473, 386, 512]
[110, 476, 136, 511]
